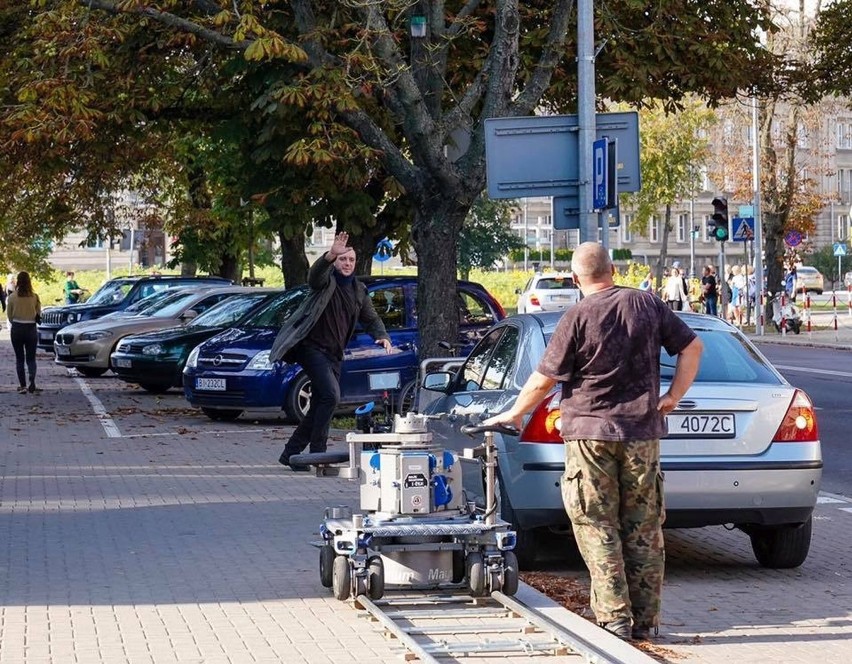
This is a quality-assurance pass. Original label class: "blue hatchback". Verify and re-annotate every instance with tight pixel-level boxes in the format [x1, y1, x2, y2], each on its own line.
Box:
[182, 277, 504, 421]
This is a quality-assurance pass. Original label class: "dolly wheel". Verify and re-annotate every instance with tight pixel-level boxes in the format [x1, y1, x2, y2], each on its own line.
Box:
[367, 557, 385, 600]
[319, 545, 335, 588]
[332, 556, 351, 601]
[466, 552, 486, 597]
[502, 551, 519, 596]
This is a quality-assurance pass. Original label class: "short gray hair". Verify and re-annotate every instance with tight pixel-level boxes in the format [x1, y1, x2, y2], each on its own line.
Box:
[571, 242, 612, 279]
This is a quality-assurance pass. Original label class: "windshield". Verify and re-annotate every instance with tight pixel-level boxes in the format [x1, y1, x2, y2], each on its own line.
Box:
[241, 286, 309, 328]
[123, 289, 180, 314]
[660, 329, 781, 384]
[145, 291, 205, 318]
[189, 293, 271, 328]
[85, 280, 135, 306]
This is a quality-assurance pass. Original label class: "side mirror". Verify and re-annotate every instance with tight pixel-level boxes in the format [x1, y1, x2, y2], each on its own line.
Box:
[182, 309, 198, 321]
[422, 371, 452, 393]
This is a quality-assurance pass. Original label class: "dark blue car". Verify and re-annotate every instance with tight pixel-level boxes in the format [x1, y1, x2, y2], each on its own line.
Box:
[182, 277, 504, 421]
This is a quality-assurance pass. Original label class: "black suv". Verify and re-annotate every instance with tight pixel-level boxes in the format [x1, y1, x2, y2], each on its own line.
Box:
[37, 275, 232, 351]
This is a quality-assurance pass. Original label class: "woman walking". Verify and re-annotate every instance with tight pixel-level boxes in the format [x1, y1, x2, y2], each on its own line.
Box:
[7, 271, 42, 394]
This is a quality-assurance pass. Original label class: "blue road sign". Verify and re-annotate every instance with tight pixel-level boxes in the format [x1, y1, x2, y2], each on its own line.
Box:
[785, 230, 802, 247]
[731, 217, 755, 242]
[484, 112, 641, 202]
[374, 238, 393, 262]
[834, 242, 847, 257]
[593, 137, 608, 210]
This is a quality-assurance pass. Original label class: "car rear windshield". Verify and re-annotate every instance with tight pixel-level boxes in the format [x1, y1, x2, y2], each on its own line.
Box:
[85, 280, 136, 305]
[240, 286, 309, 328]
[189, 293, 270, 328]
[660, 329, 781, 384]
[536, 277, 575, 289]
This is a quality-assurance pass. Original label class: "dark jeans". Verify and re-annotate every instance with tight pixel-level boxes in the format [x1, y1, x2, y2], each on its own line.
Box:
[703, 294, 718, 316]
[282, 345, 341, 457]
[10, 322, 38, 387]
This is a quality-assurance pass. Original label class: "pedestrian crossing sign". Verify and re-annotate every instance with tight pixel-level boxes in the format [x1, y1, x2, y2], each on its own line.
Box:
[834, 242, 847, 257]
[731, 217, 755, 242]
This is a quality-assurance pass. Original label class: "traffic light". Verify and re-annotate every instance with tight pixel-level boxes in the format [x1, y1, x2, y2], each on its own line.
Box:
[710, 196, 729, 242]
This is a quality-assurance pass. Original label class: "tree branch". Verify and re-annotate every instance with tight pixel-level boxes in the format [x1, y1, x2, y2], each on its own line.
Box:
[512, 0, 574, 115]
[78, 0, 248, 50]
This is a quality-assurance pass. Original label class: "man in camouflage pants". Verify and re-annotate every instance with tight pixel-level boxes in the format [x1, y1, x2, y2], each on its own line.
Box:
[485, 243, 702, 640]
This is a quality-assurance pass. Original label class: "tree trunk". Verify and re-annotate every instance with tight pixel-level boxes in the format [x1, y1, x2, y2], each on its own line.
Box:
[349, 233, 377, 276]
[217, 253, 240, 283]
[180, 261, 197, 276]
[278, 231, 309, 287]
[411, 199, 467, 359]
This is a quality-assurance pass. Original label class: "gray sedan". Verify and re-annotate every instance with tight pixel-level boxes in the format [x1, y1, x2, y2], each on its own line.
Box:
[421, 311, 822, 569]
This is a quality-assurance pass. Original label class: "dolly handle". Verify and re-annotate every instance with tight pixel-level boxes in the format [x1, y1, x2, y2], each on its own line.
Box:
[460, 423, 519, 437]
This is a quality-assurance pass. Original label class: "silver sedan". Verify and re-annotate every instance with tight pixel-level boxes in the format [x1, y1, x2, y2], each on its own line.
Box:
[421, 311, 822, 570]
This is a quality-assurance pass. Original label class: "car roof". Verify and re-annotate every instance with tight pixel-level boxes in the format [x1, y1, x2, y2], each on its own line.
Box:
[515, 306, 738, 335]
[359, 275, 486, 289]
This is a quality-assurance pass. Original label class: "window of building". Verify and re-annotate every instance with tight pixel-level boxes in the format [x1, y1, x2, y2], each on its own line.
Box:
[649, 216, 660, 243]
[622, 214, 633, 243]
[840, 215, 850, 241]
[837, 121, 852, 150]
[796, 122, 809, 149]
[86, 236, 105, 250]
[677, 214, 688, 243]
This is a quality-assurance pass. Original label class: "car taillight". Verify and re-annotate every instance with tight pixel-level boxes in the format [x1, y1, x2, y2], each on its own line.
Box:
[529, 294, 541, 306]
[772, 389, 819, 442]
[520, 391, 563, 443]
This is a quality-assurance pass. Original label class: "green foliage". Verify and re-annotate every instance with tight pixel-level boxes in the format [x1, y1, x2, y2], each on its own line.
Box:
[508, 248, 574, 263]
[805, 246, 849, 288]
[458, 195, 525, 279]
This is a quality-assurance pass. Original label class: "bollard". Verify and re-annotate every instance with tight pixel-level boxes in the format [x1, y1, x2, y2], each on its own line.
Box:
[780, 292, 787, 336]
[805, 292, 812, 337]
[833, 292, 839, 342]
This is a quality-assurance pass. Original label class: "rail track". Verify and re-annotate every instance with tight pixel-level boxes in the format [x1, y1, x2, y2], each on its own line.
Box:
[351, 584, 655, 663]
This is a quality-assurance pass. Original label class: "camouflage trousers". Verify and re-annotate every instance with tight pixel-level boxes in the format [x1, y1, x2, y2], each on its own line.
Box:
[561, 438, 665, 628]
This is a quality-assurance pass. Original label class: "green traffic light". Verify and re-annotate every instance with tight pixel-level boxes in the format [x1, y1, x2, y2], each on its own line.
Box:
[714, 226, 729, 241]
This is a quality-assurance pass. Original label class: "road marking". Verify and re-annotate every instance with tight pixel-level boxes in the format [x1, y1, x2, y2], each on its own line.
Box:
[818, 495, 849, 504]
[119, 428, 281, 439]
[773, 364, 852, 379]
[840, 508, 852, 515]
[72, 375, 122, 438]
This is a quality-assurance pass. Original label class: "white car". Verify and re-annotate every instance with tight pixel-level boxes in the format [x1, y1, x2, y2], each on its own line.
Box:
[515, 273, 580, 313]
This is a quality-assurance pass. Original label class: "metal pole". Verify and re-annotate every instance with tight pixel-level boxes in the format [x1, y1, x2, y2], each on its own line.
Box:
[577, 0, 596, 243]
[523, 199, 529, 271]
[752, 92, 765, 335]
[689, 200, 696, 278]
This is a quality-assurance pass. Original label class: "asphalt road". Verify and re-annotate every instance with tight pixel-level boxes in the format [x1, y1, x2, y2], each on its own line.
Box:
[753, 342, 852, 497]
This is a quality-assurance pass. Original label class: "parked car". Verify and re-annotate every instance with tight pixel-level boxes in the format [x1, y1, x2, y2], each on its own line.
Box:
[515, 273, 580, 313]
[38, 274, 233, 351]
[794, 266, 824, 294]
[110, 289, 280, 393]
[420, 311, 821, 570]
[54, 286, 255, 377]
[182, 277, 505, 422]
[844, 270, 852, 289]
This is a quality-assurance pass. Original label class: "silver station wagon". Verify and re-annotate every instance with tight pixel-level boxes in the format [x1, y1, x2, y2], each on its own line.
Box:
[421, 311, 822, 570]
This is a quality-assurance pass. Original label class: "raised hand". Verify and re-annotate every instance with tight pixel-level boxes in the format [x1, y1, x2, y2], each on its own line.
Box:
[329, 232, 350, 258]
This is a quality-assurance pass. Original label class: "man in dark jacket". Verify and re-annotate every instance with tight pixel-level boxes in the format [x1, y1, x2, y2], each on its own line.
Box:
[271, 231, 392, 470]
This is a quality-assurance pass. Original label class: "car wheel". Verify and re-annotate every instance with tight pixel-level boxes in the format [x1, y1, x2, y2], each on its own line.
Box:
[397, 380, 416, 414]
[200, 407, 242, 422]
[77, 367, 107, 378]
[748, 516, 812, 569]
[139, 382, 172, 394]
[497, 477, 538, 570]
[284, 372, 311, 423]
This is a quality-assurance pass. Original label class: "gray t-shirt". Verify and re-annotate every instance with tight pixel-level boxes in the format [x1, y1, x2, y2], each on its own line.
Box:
[537, 286, 697, 442]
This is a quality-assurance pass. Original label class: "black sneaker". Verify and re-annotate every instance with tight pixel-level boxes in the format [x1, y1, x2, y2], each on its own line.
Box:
[599, 617, 632, 639]
[17, 386, 27, 394]
[278, 452, 310, 472]
[28, 384, 42, 394]
[631, 625, 657, 640]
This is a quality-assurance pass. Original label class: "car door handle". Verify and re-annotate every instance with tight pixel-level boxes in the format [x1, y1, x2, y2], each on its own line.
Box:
[398, 342, 414, 351]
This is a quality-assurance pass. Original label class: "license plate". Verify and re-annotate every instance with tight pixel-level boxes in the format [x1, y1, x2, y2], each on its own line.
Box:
[113, 358, 132, 368]
[39, 332, 54, 341]
[196, 378, 226, 391]
[667, 413, 735, 438]
[56, 346, 71, 356]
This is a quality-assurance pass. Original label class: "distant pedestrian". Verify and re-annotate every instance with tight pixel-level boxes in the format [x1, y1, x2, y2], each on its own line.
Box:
[7, 271, 42, 394]
[700, 266, 718, 316]
[663, 267, 687, 311]
[64, 271, 86, 304]
[483, 242, 703, 640]
[638, 269, 653, 293]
